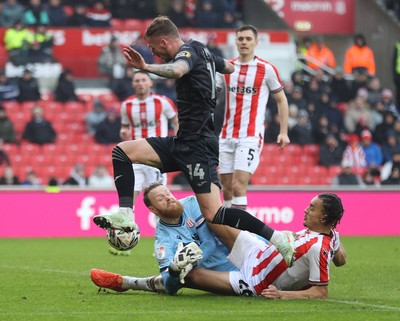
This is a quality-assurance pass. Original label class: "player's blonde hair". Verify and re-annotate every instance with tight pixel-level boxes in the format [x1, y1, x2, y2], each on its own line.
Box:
[145, 16, 180, 39]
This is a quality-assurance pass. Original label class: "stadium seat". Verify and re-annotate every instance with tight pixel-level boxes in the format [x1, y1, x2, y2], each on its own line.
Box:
[42, 101, 63, 114]
[41, 92, 54, 101]
[97, 93, 119, 107]
[64, 101, 87, 114]
[21, 101, 38, 110]
[20, 143, 41, 154]
[2, 101, 20, 112]
[2, 143, 19, 154]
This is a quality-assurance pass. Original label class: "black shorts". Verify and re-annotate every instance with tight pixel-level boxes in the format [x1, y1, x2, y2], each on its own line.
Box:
[146, 136, 221, 193]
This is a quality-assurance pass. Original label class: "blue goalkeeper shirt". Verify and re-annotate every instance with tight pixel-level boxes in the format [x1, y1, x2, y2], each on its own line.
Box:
[154, 196, 236, 294]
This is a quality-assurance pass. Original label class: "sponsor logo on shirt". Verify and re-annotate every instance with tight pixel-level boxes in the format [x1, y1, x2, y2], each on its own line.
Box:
[175, 51, 191, 59]
[156, 245, 166, 259]
[227, 85, 258, 95]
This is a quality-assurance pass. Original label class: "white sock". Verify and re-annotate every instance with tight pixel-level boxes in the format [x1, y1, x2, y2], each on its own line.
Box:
[270, 231, 282, 246]
[224, 199, 232, 207]
[232, 196, 247, 210]
[120, 207, 135, 221]
[123, 275, 164, 292]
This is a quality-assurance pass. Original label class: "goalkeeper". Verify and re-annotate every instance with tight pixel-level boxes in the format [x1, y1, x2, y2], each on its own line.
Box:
[91, 182, 238, 295]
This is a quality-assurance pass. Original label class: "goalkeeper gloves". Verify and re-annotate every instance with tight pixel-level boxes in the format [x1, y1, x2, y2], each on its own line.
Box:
[169, 242, 203, 284]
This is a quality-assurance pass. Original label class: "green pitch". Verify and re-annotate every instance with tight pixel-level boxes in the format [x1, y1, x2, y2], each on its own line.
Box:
[1, 237, 399, 321]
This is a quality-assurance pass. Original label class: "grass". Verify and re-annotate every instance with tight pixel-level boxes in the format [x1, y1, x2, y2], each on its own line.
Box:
[1, 237, 400, 321]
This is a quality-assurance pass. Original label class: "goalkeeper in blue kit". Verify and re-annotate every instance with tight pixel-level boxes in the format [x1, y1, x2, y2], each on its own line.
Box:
[91, 182, 238, 295]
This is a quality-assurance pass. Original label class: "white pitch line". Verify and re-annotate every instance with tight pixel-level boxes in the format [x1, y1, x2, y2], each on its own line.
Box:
[327, 299, 400, 311]
[0, 265, 87, 276]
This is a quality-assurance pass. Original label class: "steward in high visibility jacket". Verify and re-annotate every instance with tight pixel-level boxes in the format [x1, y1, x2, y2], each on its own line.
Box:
[343, 34, 376, 76]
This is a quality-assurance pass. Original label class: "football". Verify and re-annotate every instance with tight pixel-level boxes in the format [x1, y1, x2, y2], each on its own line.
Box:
[107, 228, 140, 251]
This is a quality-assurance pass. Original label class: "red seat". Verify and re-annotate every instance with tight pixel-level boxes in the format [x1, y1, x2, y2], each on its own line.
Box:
[42, 101, 63, 113]
[64, 101, 86, 114]
[41, 92, 54, 101]
[97, 93, 119, 107]
[2, 143, 19, 154]
[20, 142, 41, 154]
[2, 101, 20, 112]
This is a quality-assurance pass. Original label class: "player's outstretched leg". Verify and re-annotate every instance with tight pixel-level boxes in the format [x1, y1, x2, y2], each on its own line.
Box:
[91, 269, 127, 292]
[93, 208, 137, 232]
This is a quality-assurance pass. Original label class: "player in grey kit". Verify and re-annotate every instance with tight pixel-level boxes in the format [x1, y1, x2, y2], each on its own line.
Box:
[93, 16, 296, 265]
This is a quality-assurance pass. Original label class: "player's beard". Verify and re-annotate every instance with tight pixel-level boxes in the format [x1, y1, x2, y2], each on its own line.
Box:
[162, 201, 184, 220]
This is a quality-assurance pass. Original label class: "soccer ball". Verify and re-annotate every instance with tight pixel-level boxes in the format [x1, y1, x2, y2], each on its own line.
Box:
[107, 228, 140, 251]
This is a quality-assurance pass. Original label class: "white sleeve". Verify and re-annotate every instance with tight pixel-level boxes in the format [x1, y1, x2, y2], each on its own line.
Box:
[216, 72, 225, 90]
[265, 63, 283, 92]
[162, 97, 177, 119]
[120, 101, 130, 125]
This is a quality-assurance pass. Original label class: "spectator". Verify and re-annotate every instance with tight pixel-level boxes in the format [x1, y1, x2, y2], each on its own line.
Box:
[393, 38, 400, 109]
[1, 0, 24, 27]
[129, 0, 157, 19]
[24, 0, 50, 26]
[112, 66, 135, 101]
[331, 160, 364, 186]
[362, 169, 380, 187]
[381, 166, 400, 185]
[289, 110, 313, 145]
[318, 89, 345, 135]
[305, 37, 336, 70]
[21, 169, 41, 186]
[312, 114, 329, 144]
[380, 149, 400, 181]
[86, 1, 111, 27]
[0, 166, 20, 185]
[370, 101, 385, 131]
[17, 69, 41, 102]
[366, 76, 382, 107]
[287, 104, 299, 130]
[343, 34, 376, 76]
[0, 139, 11, 167]
[303, 76, 322, 105]
[97, 35, 126, 89]
[26, 24, 54, 63]
[3, 20, 30, 65]
[0, 70, 19, 102]
[318, 133, 344, 167]
[287, 85, 307, 111]
[196, 1, 219, 28]
[54, 69, 79, 102]
[360, 129, 383, 168]
[94, 107, 121, 144]
[0, 105, 16, 143]
[341, 133, 367, 174]
[344, 90, 372, 134]
[88, 164, 114, 188]
[394, 119, 400, 142]
[381, 130, 400, 164]
[155, 79, 176, 103]
[166, 0, 190, 27]
[348, 69, 369, 101]
[374, 110, 396, 145]
[66, 3, 88, 27]
[22, 105, 56, 145]
[329, 67, 351, 103]
[219, 10, 237, 28]
[380, 88, 399, 118]
[131, 35, 154, 65]
[264, 113, 281, 143]
[46, 0, 67, 27]
[206, 33, 224, 58]
[63, 163, 88, 187]
[85, 100, 107, 135]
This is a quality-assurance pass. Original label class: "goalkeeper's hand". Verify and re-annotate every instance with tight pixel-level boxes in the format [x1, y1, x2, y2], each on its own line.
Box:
[169, 242, 203, 276]
[179, 263, 194, 284]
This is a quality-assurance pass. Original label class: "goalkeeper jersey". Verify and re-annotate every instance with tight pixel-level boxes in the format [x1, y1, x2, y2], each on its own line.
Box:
[154, 195, 236, 274]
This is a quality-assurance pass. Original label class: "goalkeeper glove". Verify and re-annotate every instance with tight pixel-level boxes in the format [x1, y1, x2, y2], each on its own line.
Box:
[169, 242, 203, 280]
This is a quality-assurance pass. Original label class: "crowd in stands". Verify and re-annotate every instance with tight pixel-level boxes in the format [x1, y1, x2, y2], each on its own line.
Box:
[0, 2, 399, 188]
[0, 0, 242, 29]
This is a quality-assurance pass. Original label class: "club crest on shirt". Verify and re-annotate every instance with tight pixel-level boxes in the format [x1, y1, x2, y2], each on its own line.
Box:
[156, 245, 166, 259]
[239, 74, 246, 83]
[186, 219, 195, 228]
[175, 51, 191, 59]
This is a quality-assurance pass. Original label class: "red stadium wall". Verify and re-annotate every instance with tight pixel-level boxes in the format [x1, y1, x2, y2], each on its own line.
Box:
[0, 189, 398, 238]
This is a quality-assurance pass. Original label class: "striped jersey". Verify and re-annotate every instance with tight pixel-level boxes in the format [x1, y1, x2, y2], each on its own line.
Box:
[120, 94, 176, 139]
[217, 57, 283, 139]
[238, 229, 336, 295]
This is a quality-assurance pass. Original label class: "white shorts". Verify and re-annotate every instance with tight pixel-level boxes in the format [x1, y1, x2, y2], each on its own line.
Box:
[132, 164, 166, 192]
[219, 137, 262, 175]
[228, 231, 268, 296]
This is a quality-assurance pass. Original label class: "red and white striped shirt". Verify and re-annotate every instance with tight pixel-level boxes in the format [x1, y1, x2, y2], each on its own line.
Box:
[250, 229, 334, 295]
[217, 57, 283, 140]
[120, 94, 177, 139]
